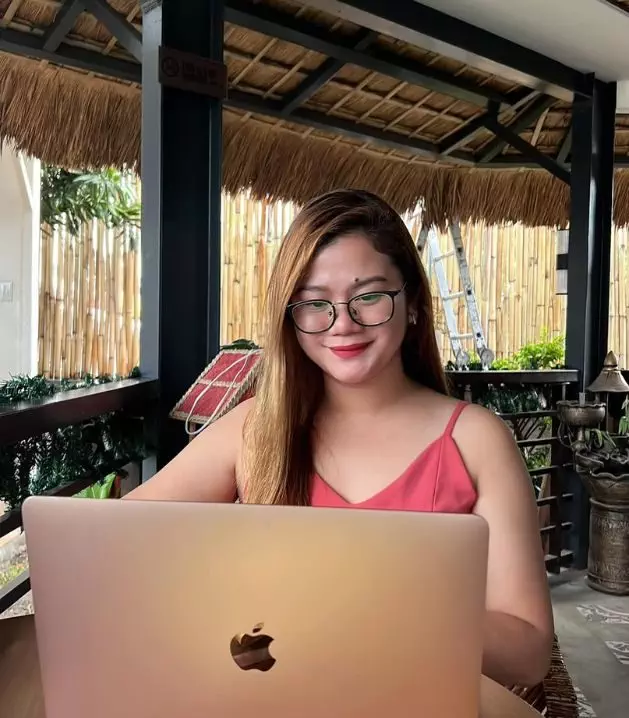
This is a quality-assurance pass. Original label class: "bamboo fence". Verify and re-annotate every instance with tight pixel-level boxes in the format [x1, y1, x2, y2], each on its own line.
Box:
[38, 220, 141, 379]
[37, 192, 629, 379]
[220, 192, 629, 367]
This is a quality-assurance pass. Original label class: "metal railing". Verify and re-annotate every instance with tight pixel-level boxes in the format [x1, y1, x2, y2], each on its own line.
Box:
[446, 369, 581, 573]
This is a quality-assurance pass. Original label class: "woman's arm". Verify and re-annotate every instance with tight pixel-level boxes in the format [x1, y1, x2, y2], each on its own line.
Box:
[456, 404, 554, 688]
[124, 398, 252, 502]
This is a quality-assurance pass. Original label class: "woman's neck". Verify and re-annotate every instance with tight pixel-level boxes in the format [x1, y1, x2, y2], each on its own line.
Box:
[322, 356, 417, 417]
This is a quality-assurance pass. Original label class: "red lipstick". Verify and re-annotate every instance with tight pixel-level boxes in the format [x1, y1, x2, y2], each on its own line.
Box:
[329, 342, 371, 359]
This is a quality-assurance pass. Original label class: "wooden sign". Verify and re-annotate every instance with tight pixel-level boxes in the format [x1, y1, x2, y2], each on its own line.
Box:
[159, 46, 228, 100]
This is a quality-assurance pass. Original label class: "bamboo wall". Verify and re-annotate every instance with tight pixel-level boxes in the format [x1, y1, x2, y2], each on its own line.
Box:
[37, 192, 629, 379]
[221, 193, 629, 367]
[38, 221, 141, 378]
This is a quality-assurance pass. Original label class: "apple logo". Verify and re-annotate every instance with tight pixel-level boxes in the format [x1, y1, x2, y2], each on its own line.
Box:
[230, 623, 276, 672]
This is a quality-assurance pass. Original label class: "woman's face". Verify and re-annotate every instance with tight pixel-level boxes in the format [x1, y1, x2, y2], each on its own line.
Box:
[290, 233, 409, 386]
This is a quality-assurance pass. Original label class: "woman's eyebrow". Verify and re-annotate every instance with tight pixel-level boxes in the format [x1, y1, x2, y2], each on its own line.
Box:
[298, 275, 388, 293]
[351, 275, 389, 290]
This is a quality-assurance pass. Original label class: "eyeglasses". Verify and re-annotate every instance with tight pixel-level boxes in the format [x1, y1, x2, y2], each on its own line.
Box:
[287, 286, 405, 334]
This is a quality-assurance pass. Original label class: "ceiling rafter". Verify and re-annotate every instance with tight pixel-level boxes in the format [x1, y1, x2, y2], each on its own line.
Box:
[280, 28, 376, 115]
[3, 0, 143, 61]
[481, 115, 570, 183]
[83, 0, 141, 61]
[0, 0, 25, 29]
[557, 125, 573, 164]
[43, 0, 84, 53]
[477, 95, 557, 162]
[0, 0, 609, 180]
[224, 0, 517, 108]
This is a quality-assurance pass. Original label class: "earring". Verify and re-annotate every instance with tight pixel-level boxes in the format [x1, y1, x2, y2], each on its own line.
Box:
[409, 313, 417, 325]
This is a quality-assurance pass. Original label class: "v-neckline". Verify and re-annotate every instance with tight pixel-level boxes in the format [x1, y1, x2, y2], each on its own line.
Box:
[313, 434, 447, 507]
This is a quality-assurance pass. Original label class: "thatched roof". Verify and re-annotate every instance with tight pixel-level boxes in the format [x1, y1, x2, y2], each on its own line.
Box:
[2, 0, 629, 227]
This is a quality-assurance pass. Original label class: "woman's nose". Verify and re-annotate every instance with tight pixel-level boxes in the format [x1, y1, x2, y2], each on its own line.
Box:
[330, 303, 358, 334]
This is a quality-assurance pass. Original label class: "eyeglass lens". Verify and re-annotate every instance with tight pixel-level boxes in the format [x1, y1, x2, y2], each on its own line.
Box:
[291, 293, 394, 333]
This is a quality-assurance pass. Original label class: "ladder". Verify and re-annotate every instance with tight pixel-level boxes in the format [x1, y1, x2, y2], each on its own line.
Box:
[417, 221, 494, 369]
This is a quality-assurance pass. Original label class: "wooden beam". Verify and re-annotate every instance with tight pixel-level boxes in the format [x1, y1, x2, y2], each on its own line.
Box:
[0, 0, 25, 28]
[557, 125, 573, 164]
[83, 0, 142, 61]
[530, 108, 549, 147]
[42, 0, 85, 53]
[478, 95, 556, 163]
[483, 115, 570, 183]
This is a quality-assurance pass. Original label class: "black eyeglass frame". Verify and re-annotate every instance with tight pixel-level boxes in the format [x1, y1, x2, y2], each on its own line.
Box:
[286, 285, 406, 335]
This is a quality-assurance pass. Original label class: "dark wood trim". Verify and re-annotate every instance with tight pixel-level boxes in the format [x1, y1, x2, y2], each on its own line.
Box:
[0, 378, 159, 447]
[539, 521, 572, 536]
[0, 572, 30, 615]
[545, 550, 574, 573]
[498, 410, 557, 420]
[0, 475, 114, 539]
[446, 369, 579, 386]
[516, 437, 559, 449]
[537, 493, 574, 507]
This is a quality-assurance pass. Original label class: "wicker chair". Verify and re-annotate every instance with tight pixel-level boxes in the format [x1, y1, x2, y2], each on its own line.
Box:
[511, 634, 579, 717]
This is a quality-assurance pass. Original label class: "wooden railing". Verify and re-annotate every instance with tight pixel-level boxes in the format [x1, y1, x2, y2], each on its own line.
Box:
[446, 369, 581, 573]
[0, 379, 159, 615]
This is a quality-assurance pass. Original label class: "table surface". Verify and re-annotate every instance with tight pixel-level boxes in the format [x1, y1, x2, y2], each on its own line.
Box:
[0, 614, 540, 718]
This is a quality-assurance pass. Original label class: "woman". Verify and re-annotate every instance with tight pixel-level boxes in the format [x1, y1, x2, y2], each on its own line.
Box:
[128, 189, 553, 690]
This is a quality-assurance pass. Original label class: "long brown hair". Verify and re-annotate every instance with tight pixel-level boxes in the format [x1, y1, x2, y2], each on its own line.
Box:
[243, 189, 447, 505]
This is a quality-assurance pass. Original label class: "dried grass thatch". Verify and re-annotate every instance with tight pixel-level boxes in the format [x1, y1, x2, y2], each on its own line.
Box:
[0, 53, 140, 168]
[2, 0, 629, 227]
[222, 113, 573, 228]
[4, 50, 629, 228]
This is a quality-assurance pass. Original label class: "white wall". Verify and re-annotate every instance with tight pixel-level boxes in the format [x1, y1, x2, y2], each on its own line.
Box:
[0, 147, 41, 380]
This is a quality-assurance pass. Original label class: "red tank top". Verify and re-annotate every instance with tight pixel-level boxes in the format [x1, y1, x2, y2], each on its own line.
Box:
[310, 402, 477, 513]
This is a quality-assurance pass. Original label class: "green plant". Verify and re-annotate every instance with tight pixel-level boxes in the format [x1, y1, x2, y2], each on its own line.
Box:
[446, 331, 565, 372]
[41, 166, 140, 236]
[0, 374, 56, 404]
[474, 385, 546, 414]
[0, 561, 28, 590]
[0, 371, 147, 510]
[75, 472, 118, 499]
[492, 331, 565, 370]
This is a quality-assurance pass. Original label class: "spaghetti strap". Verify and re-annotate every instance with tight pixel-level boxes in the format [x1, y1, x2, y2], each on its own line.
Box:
[444, 401, 468, 436]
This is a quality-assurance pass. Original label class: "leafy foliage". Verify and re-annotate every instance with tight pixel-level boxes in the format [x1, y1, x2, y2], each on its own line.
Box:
[41, 166, 140, 236]
[447, 331, 566, 372]
[75, 472, 119, 500]
[491, 331, 565, 370]
[0, 371, 146, 510]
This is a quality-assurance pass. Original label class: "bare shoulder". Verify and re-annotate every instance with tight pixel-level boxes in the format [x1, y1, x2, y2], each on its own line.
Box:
[185, 395, 255, 451]
[412, 386, 464, 421]
[456, 401, 512, 439]
[210, 396, 255, 433]
[454, 402, 529, 489]
[126, 397, 255, 502]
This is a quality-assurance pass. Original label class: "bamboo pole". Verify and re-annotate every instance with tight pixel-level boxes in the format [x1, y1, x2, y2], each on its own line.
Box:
[37, 226, 49, 375]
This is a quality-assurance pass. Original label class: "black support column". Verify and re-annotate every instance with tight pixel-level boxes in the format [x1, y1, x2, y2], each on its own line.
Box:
[566, 77, 616, 390]
[565, 76, 616, 569]
[140, 0, 224, 468]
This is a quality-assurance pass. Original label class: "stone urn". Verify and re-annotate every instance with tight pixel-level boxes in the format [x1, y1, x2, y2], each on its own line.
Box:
[557, 400, 629, 595]
[577, 464, 629, 595]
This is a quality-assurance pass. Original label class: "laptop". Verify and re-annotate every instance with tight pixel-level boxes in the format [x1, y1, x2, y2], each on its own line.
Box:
[23, 496, 489, 718]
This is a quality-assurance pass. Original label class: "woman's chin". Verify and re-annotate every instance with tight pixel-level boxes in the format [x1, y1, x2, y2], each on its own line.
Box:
[323, 358, 379, 386]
